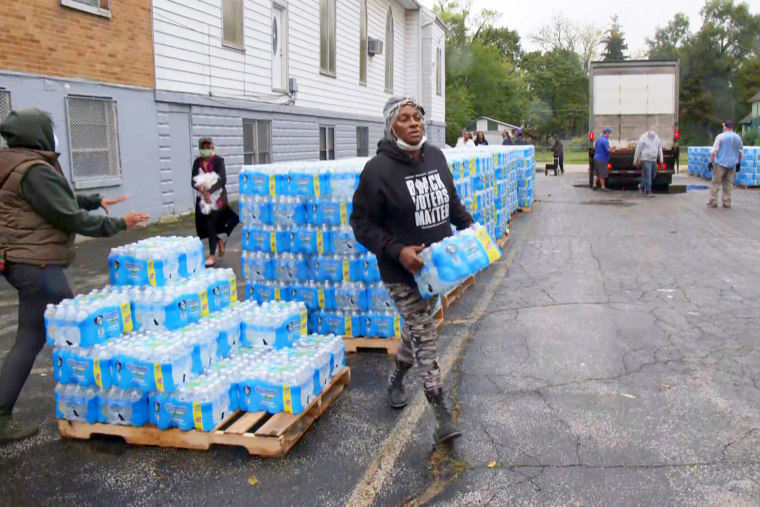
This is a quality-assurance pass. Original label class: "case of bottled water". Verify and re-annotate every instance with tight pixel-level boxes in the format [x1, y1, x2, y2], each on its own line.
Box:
[240, 300, 308, 349]
[236, 357, 316, 415]
[53, 342, 115, 389]
[55, 384, 99, 424]
[45, 291, 133, 348]
[98, 387, 149, 427]
[415, 224, 502, 298]
[111, 333, 194, 393]
[109, 236, 205, 287]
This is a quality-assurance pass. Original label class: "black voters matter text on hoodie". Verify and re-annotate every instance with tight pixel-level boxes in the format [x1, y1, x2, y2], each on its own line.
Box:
[350, 139, 474, 286]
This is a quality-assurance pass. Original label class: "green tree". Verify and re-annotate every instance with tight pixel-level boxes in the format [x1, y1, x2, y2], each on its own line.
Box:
[521, 48, 589, 140]
[435, 0, 529, 144]
[601, 15, 628, 61]
[646, 13, 691, 60]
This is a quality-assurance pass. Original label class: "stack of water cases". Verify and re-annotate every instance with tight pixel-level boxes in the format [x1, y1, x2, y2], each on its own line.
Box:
[50, 236, 346, 432]
[688, 146, 760, 187]
[238, 146, 534, 338]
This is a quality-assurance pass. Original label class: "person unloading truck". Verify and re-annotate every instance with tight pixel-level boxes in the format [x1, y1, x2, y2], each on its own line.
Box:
[350, 97, 474, 444]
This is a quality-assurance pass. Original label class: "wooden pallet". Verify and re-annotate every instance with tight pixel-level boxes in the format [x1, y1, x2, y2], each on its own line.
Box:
[735, 183, 759, 189]
[343, 306, 445, 355]
[495, 233, 509, 249]
[520, 205, 532, 213]
[58, 367, 351, 457]
[442, 275, 475, 309]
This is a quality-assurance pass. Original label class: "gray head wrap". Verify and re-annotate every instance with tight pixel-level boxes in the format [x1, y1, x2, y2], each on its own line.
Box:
[383, 96, 426, 140]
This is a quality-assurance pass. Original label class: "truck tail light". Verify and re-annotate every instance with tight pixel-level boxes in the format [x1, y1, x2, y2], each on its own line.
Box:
[657, 163, 661, 169]
[607, 163, 612, 170]
[589, 132, 594, 141]
[674, 130, 680, 140]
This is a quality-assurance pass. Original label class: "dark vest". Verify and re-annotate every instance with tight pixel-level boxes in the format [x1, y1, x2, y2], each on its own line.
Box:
[0, 148, 75, 265]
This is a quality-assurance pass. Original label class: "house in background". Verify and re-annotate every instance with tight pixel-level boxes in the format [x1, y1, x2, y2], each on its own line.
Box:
[0, 0, 163, 219]
[465, 116, 520, 145]
[152, 0, 447, 214]
[739, 91, 760, 137]
[0, 0, 447, 219]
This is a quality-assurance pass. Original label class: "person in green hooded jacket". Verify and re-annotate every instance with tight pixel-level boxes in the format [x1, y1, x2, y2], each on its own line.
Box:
[0, 108, 149, 442]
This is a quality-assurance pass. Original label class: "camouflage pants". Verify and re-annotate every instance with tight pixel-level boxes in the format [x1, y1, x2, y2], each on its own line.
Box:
[385, 283, 442, 395]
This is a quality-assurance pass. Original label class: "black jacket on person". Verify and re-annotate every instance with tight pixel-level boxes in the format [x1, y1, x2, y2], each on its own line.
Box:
[192, 155, 238, 239]
[553, 141, 564, 158]
[474, 138, 488, 146]
[350, 139, 474, 286]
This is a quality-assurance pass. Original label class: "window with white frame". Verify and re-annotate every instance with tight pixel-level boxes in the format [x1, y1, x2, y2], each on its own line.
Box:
[356, 127, 369, 157]
[222, 0, 244, 49]
[320, 126, 335, 160]
[0, 90, 11, 149]
[243, 120, 272, 165]
[320, 0, 337, 76]
[385, 8, 394, 93]
[359, 0, 367, 85]
[60, 0, 111, 19]
[436, 47, 443, 96]
[66, 96, 122, 185]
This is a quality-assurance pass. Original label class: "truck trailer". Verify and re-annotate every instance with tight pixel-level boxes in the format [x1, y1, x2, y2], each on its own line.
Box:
[588, 60, 680, 190]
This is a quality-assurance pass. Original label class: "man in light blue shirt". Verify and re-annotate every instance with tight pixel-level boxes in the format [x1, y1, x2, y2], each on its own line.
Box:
[708, 121, 743, 208]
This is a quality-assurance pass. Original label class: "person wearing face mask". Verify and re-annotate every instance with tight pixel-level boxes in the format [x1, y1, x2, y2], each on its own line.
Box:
[0, 108, 149, 441]
[350, 97, 474, 444]
[192, 137, 239, 267]
[633, 125, 664, 197]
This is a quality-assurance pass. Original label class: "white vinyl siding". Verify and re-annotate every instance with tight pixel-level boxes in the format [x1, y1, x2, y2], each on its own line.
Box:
[153, 0, 426, 121]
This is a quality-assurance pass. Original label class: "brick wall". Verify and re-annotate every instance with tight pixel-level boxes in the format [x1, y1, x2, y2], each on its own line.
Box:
[0, 0, 154, 89]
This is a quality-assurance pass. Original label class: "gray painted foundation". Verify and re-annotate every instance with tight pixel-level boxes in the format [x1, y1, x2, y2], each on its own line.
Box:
[157, 91, 447, 215]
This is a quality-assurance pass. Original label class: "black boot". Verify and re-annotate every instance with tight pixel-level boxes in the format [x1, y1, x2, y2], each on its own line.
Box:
[0, 410, 39, 443]
[427, 390, 462, 443]
[388, 360, 412, 409]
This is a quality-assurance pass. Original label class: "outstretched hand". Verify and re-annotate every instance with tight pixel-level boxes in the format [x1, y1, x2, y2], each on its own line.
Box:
[123, 212, 150, 229]
[100, 195, 131, 215]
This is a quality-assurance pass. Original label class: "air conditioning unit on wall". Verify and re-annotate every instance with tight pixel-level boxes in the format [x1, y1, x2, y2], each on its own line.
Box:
[368, 38, 384, 56]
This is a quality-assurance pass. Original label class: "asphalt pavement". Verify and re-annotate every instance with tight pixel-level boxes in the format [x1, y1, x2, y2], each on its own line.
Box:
[2, 171, 760, 505]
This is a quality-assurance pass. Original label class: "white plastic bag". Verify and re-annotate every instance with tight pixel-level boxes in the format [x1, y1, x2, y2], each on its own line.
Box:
[193, 172, 222, 215]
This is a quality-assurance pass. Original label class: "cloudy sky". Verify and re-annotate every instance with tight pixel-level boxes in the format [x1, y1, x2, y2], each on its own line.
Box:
[417, 0, 760, 55]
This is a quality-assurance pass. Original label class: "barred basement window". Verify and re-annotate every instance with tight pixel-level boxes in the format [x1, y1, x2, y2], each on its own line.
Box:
[0, 90, 11, 148]
[66, 96, 122, 185]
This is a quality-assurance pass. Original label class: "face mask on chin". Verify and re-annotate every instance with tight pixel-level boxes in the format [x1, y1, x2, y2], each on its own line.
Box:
[392, 128, 427, 152]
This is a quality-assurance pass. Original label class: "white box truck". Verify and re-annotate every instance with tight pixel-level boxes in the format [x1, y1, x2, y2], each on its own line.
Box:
[588, 60, 680, 190]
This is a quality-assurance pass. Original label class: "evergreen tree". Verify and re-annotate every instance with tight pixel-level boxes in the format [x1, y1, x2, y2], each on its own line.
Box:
[601, 15, 628, 61]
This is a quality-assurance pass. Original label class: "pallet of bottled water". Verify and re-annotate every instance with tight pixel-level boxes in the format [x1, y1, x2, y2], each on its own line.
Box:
[688, 146, 760, 187]
[108, 236, 205, 287]
[237, 146, 530, 339]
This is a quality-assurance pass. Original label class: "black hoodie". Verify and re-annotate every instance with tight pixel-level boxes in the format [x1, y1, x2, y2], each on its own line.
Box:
[350, 140, 474, 286]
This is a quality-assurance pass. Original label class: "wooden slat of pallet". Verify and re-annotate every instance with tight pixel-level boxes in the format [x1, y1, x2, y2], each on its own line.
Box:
[225, 411, 268, 435]
[58, 367, 351, 458]
[343, 336, 400, 355]
[520, 205, 532, 213]
[495, 233, 509, 249]
[442, 275, 475, 309]
[735, 184, 759, 189]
